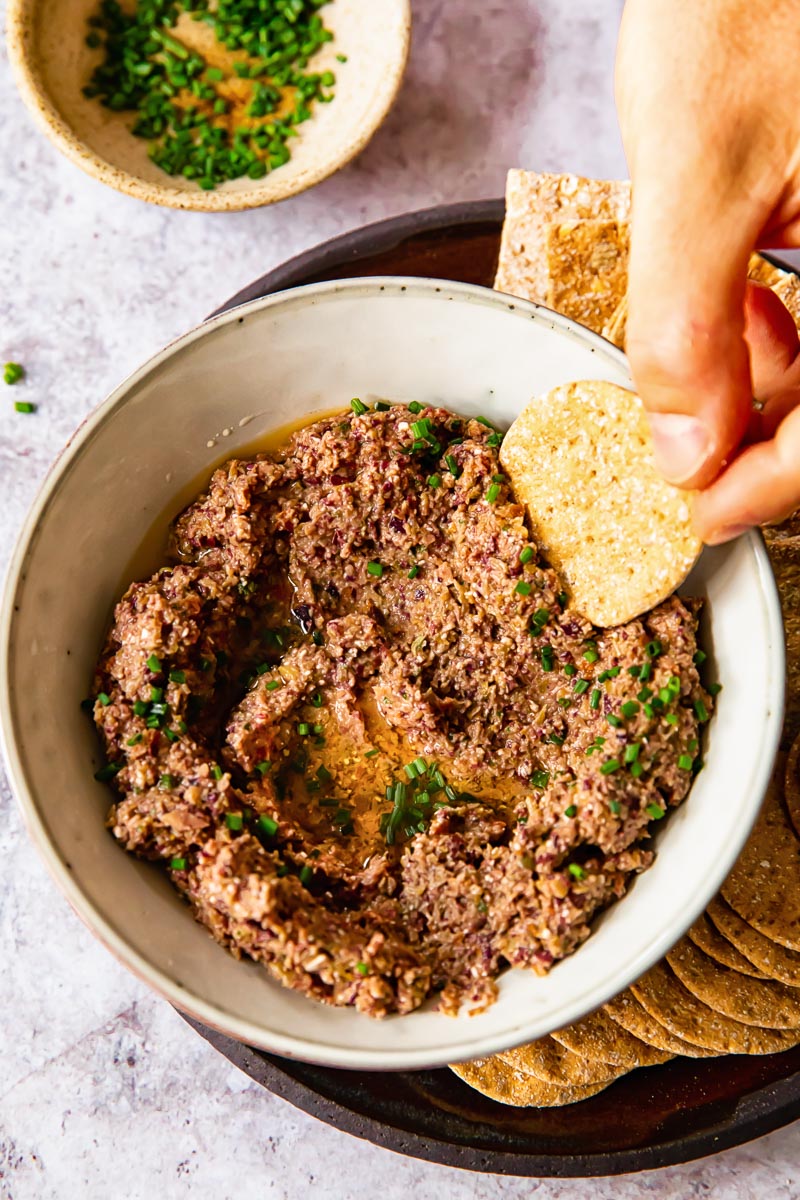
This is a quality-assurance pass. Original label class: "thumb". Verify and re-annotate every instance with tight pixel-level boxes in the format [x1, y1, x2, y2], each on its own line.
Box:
[625, 171, 766, 490]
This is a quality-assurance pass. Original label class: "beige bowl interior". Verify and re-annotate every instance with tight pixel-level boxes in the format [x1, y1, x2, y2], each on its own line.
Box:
[7, 0, 410, 210]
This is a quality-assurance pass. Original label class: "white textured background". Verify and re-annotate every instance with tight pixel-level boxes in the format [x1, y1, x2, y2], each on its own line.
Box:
[2, 1, 799, 1196]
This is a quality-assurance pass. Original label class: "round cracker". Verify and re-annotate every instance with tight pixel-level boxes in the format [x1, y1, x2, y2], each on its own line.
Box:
[686, 914, 768, 979]
[720, 761, 800, 952]
[499, 380, 702, 627]
[630, 962, 800, 1054]
[603, 991, 717, 1058]
[785, 731, 800, 841]
[499, 1036, 624, 1086]
[449, 1057, 616, 1107]
[552, 1009, 672, 1068]
[666, 938, 800, 1028]
[707, 896, 800, 987]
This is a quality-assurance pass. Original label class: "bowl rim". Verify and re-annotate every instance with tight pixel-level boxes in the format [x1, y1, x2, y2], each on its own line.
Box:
[0, 276, 786, 1068]
[4, 0, 411, 212]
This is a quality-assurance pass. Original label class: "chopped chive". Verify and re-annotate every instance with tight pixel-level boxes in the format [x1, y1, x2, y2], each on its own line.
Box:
[299, 865, 313, 886]
[589, 688, 601, 710]
[541, 647, 555, 671]
[519, 546, 535, 565]
[146, 654, 162, 673]
[3, 362, 24, 385]
[644, 702, 655, 719]
[255, 760, 271, 775]
[310, 692, 323, 707]
[568, 863, 586, 880]
[350, 397, 367, 415]
[564, 804, 577, 818]
[646, 640, 662, 658]
[629, 761, 644, 778]
[573, 679, 590, 696]
[486, 431, 503, 448]
[549, 733, 565, 746]
[606, 714, 622, 728]
[678, 754, 694, 771]
[637, 687, 653, 702]
[169, 670, 185, 684]
[407, 401, 423, 414]
[531, 770, 550, 788]
[621, 701, 640, 719]
[665, 713, 679, 726]
[407, 565, 420, 580]
[258, 814, 278, 837]
[170, 857, 187, 870]
[364, 748, 380, 759]
[609, 799, 622, 814]
[515, 580, 532, 596]
[355, 961, 369, 975]
[583, 647, 599, 664]
[14, 400, 35, 414]
[126, 733, 142, 746]
[627, 665, 641, 679]
[557, 591, 568, 609]
[600, 758, 621, 774]
[708, 682, 722, 696]
[445, 454, 460, 477]
[564, 664, 577, 677]
[159, 774, 176, 789]
[694, 699, 710, 723]
[638, 662, 652, 682]
[225, 813, 243, 831]
[211, 765, 223, 780]
[475, 416, 496, 429]
[366, 561, 384, 578]
[485, 483, 500, 503]
[624, 742, 641, 764]
[98, 691, 111, 706]
[297, 723, 310, 736]
[428, 474, 442, 490]
[646, 803, 665, 820]
[266, 679, 281, 691]
[693, 650, 707, 667]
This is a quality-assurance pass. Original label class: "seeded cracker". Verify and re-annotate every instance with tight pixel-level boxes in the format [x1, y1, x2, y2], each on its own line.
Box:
[546, 220, 630, 335]
[721, 758, 800, 952]
[551, 1010, 672, 1069]
[707, 896, 800, 987]
[785, 729, 800, 841]
[603, 991, 717, 1057]
[499, 1037, 625, 1087]
[686, 913, 768, 979]
[449, 1057, 614, 1107]
[494, 171, 631, 306]
[499, 379, 702, 626]
[666, 937, 800, 1028]
[630, 962, 800, 1054]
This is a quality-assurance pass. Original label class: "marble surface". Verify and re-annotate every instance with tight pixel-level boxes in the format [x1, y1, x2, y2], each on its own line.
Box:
[1, 1, 799, 1196]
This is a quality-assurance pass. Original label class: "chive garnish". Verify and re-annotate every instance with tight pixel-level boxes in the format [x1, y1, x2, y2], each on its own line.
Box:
[211, 765, 223, 780]
[356, 961, 369, 976]
[621, 701, 640, 719]
[583, 646, 599, 664]
[564, 664, 577, 677]
[366, 561, 384, 578]
[624, 742, 641, 764]
[225, 813, 243, 831]
[254, 760, 271, 775]
[127, 733, 142, 746]
[609, 799, 622, 814]
[98, 692, 111, 706]
[146, 654, 162, 672]
[693, 650, 707, 666]
[573, 679, 590, 696]
[665, 713, 679, 726]
[541, 647, 554, 671]
[606, 714, 622, 728]
[364, 748, 380, 759]
[299, 865, 313, 886]
[600, 758, 621, 774]
[428, 474, 442, 490]
[646, 803, 665, 820]
[531, 770, 550, 788]
[564, 804, 577, 818]
[407, 565, 419, 579]
[445, 454, 460, 477]
[646, 640, 662, 658]
[159, 774, 176, 789]
[3, 362, 24, 385]
[169, 670, 185, 684]
[169, 857, 187, 871]
[630, 762, 644, 778]
[258, 814, 278, 837]
[519, 546, 534, 565]
[515, 580, 532, 596]
[708, 682, 722, 696]
[266, 679, 281, 691]
[408, 401, 423, 414]
[589, 688, 601, 710]
[678, 754, 694, 771]
[350, 398, 367, 415]
[485, 483, 500, 503]
[694, 699, 709, 723]
[568, 863, 586, 880]
[297, 723, 310, 736]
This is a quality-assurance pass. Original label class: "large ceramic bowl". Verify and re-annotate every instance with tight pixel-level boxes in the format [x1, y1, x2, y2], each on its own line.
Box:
[0, 279, 785, 1069]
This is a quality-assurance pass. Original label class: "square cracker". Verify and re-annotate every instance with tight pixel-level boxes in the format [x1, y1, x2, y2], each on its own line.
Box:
[547, 219, 630, 335]
[494, 170, 631, 305]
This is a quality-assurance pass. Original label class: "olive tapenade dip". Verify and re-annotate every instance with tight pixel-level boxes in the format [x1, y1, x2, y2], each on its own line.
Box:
[91, 401, 713, 1018]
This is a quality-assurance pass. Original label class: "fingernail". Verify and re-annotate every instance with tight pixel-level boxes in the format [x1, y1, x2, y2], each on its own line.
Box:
[648, 413, 712, 484]
[705, 523, 751, 546]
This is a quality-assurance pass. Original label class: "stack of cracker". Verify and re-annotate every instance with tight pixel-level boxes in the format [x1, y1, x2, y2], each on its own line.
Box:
[450, 171, 800, 1108]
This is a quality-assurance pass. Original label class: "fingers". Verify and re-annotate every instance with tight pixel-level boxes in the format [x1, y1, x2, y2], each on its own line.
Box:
[694, 403, 800, 542]
[744, 281, 800, 398]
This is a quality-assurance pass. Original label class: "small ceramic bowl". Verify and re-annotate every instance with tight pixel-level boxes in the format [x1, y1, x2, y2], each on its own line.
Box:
[6, 0, 410, 211]
[0, 278, 785, 1069]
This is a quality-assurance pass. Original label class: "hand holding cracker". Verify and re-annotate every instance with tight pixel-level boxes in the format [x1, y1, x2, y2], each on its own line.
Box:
[616, 0, 800, 543]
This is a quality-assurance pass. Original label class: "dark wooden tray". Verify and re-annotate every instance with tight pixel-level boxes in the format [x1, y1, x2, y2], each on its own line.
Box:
[185, 199, 800, 1178]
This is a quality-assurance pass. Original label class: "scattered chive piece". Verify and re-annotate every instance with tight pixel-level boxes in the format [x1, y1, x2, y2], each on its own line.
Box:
[549, 733, 565, 746]
[266, 679, 281, 691]
[573, 679, 590, 696]
[515, 580, 532, 596]
[693, 650, 707, 666]
[678, 754, 694, 771]
[564, 664, 577, 677]
[475, 416, 496, 429]
[689, 738, 699, 753]
[14, 401, 35, 414]
[519, 546, 535, 565]
[336, 52, 348, 62]
[169, 670, 185, 684]
[3, 362, 24, 385]
[583, 646, 599, 664]
[629, 761, 644, 779]
[311, 692, 323, 707]
[646, 639, 662, 658]
[665, 713, 679, 725]
[485, 483, 500, 503]
[408, 401, 423, 414]
[225, 813, 244, 831]
[374, 400, 390, 411]
[600, 758, 621, 774]
[445, 454, 460, 477]
[258, 814, 278, 837]
[126, 733, 142, 746]
[98, 691, 111, 707]
[350, 397, 367, 415]
[564, 804, 577, 818]
[557, 591, 568, 609]
[589, 688, 601, 710]
[531, 770, 550, 788]
[211, 765, 223, 780]
[557, 697, 571, 709]
[364, 748, 380, 759]
[627, 665, 641, 678]
[621, 701, 640, 719]
[694, 699, 710, 723]
[159, 773, 176, 789]
[255, 760, 271, 775]
[297, 723, 310, 736]
[299, 865, 313, 886]
[638, 662, 653, 682]
[708, 682, 722, 696]
[637, 687, 653, 702]
[644, 702, 655, 719]
[428, 474, 442, 490]
[624, 742, 641, 764]
[609, 799, 622, 814]
[646, 803, 665, 820]
[132, 699, 147, 717]
[407, 565, 419, 579]
[541, 646, 555, 670]
[606, 714, 622, 728]
[486, 431, 503, 448]
[366, 561, 384, 578]
[146, 654, 162, 673]
[170, 857, 187, 870]
[568, 863, 586, 880]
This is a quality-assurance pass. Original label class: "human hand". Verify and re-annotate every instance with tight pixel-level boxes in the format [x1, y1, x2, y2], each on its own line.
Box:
[616, 0, 800, 543]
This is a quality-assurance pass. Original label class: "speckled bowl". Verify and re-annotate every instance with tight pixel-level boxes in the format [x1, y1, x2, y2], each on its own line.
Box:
[0, 278, 785, 1069]
[6, 0, 410, 211]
